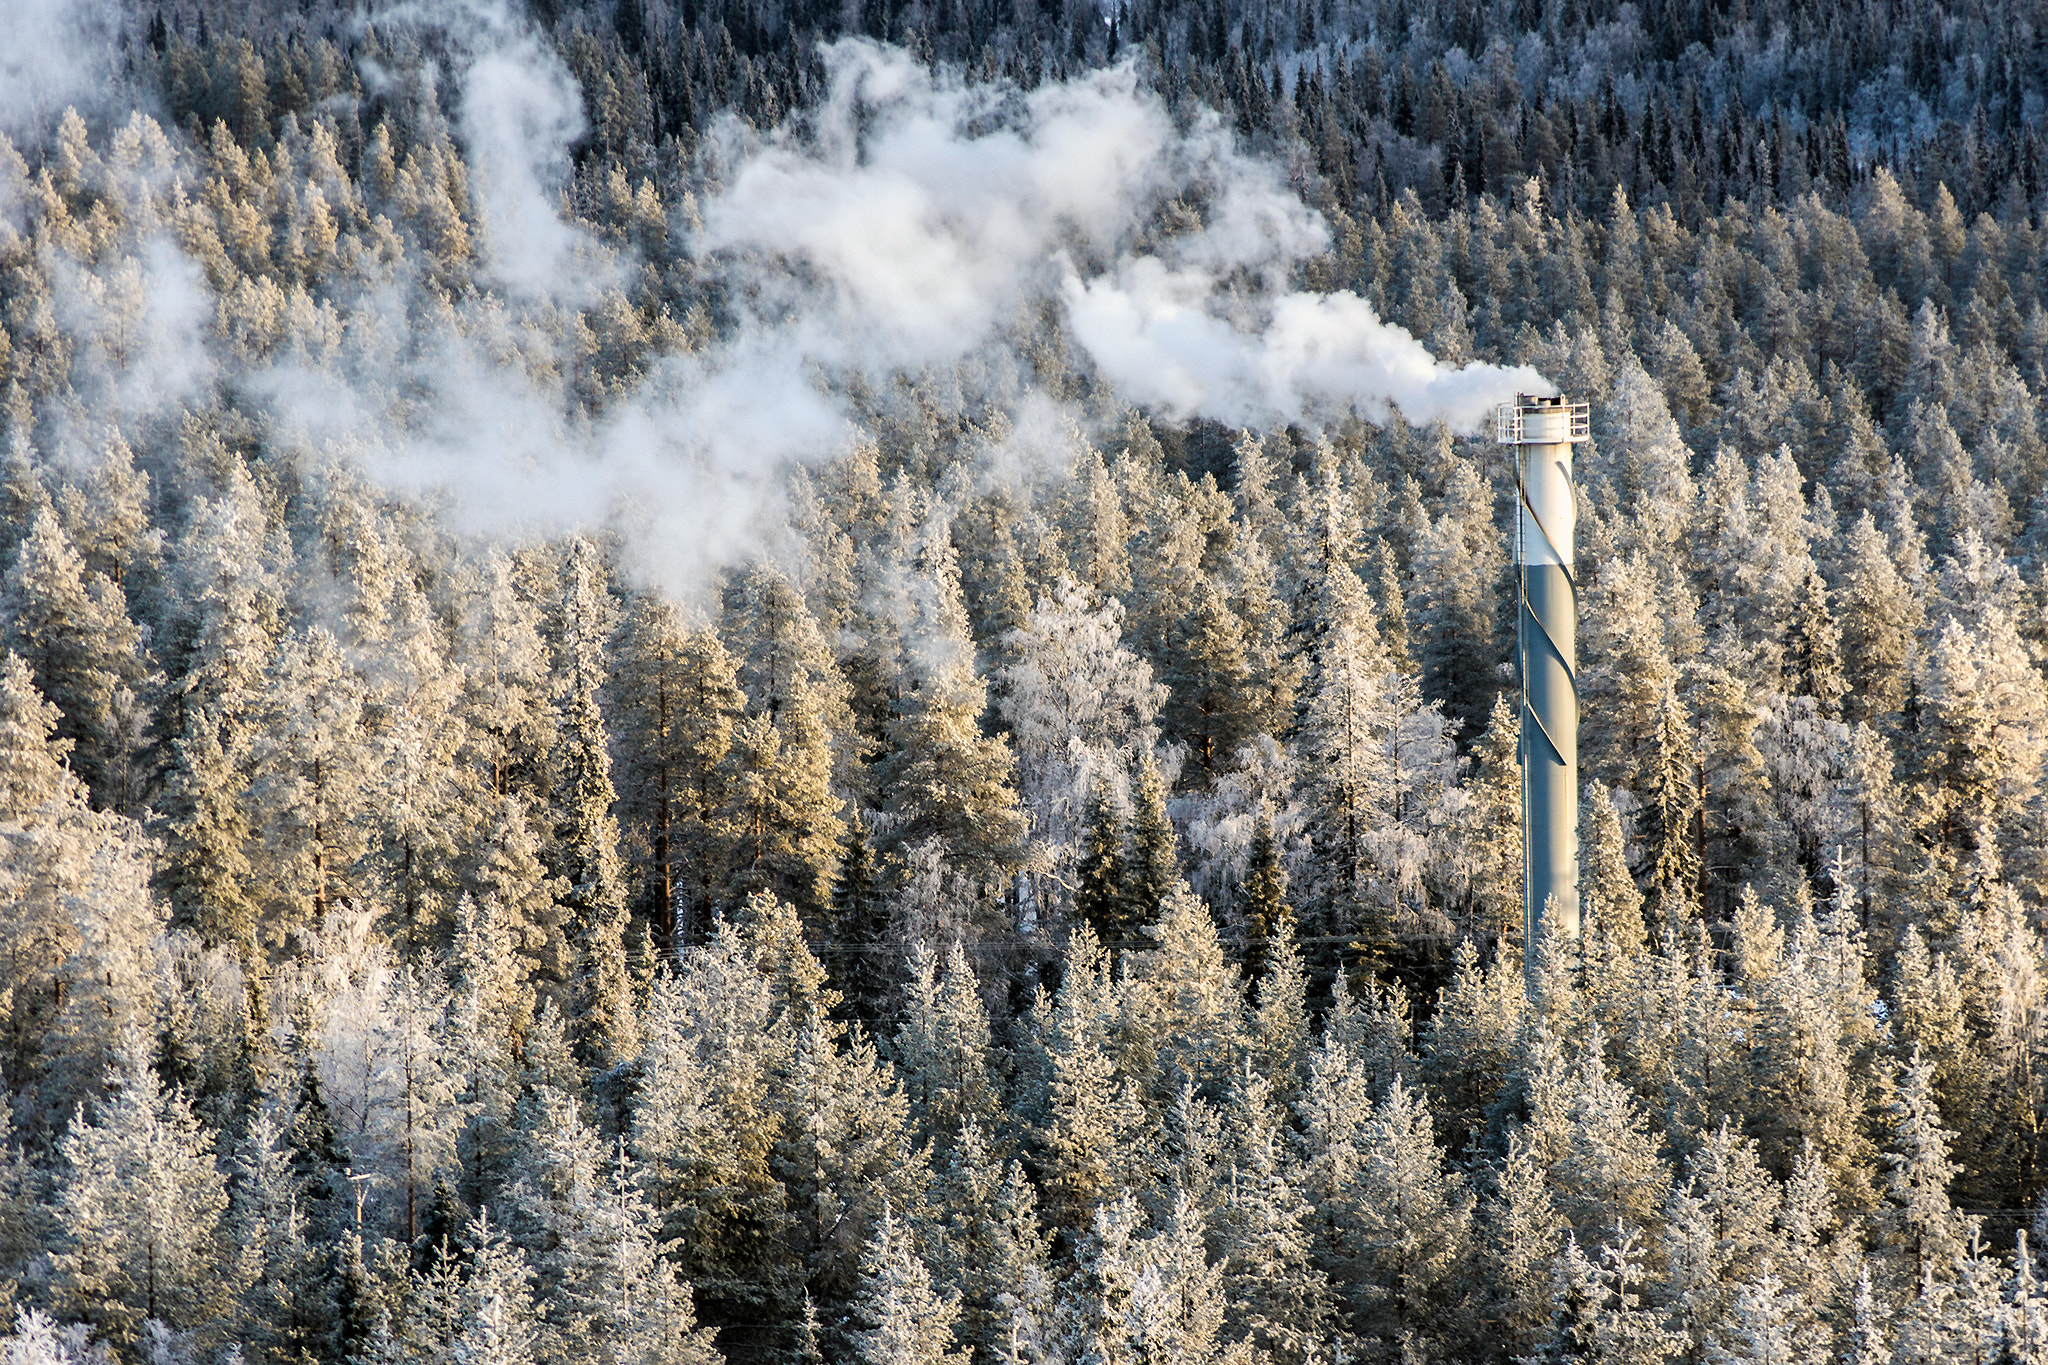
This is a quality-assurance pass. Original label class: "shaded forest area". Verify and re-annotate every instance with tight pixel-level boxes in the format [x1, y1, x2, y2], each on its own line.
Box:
[5, 0, 2048, 1360]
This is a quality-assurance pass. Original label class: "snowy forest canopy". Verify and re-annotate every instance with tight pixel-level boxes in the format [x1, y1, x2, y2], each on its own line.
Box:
[3, 0, 2048, 1362]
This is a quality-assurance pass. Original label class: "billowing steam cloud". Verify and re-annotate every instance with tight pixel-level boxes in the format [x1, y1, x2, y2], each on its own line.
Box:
[693, 42, 1543, 430]
[0, 0, 119, 138]
[16, 1, 1545, 596]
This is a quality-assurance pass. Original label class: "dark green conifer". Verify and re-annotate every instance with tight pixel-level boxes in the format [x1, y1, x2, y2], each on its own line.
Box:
[1075, 778, 1126, 944]
[1238, 807, 1292, 988]
[831, 814, 892, 1033]
[1123, 754, 1177, 934]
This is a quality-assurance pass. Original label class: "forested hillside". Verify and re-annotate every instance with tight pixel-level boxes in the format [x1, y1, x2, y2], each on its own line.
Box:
[3, 0, 2048, 1360]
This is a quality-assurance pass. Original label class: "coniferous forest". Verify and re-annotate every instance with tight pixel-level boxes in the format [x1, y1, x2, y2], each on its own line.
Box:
[4, 0, 2048, 1359]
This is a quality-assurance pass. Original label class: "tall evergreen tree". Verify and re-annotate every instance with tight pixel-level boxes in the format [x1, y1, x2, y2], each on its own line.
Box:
[1074, 778, 1128, 945]
[879, 530, 1025, 888]
[831, 814, 891, 1030]
[1122, 753, 1177, 933]
[613, 595, 741, 956]
[1878, 1047, 1972, 1284]
[1835, 510, 1919, 728]
[51, 1036, 231, 1348]
[0, 507, 151, 811]
[1236, 806, 1292, 986]
[1641, 678, 1702, 933]
[1294, 565, 1401, 973]
[849, 1203, 968, 1365]
[548, 539, 635, 1067]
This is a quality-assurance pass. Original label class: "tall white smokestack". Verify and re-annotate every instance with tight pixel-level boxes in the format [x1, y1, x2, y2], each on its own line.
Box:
[1498, 393, 1588, 985]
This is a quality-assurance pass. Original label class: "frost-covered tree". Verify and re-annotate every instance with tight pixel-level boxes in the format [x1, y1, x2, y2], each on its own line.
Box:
[455, 1210, 542, 1365]
[724, 571, 845, 919]
[1, 507, 151, 812]
[1878, 1047, 1972, 1284]
[613, 597, 741, 955]
[880, 529, 1025, 888]
[1295, 565, 1401, 967]
[368, 964, 462, 1246]
[547, 539, 636, 1067]
[998, 578, 1163, 872]
[1032, 928, 1143, 1233]
[51, 1036, 231, 1347]
[224, 1106, 333, 1365]
[630, 916, 795, 1323]
[248, 624, 373, 944]
[1122, 754, 1178, 931]
[1408, 451, 1504, 739]
[893, 941, 1001, 1154]
[850, 1203, 967, 1365]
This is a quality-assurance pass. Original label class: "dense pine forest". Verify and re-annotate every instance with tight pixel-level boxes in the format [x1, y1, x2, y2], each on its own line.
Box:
[3, 0, 2048, 1360]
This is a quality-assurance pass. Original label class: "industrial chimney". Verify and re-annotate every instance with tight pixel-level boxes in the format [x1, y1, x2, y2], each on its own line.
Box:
[1497, 393, 1588, 985]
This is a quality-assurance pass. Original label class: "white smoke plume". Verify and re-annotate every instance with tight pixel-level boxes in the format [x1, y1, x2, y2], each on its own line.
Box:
[691, 41, 1543, 430]
[16, 2, 1545, 597]
[0, 0, 120, 140]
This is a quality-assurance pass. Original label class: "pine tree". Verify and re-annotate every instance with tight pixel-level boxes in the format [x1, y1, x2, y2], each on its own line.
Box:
[1074, 778, 1127, 944]
[996, 578, 1164, 909]
[892, 941, 1001, 1155]
[1835, 511, 1919, 728]
[1578, 552, 1687, 806]
[1042, 1195, 1144, 1365]
[0, 648, 91, 1099]
[1163, 575, 1258, 785]
[1466, 692, 1523, 943]
[369, 965, 462, 1249]
[0, 506, 151, 811]
[631, 920, 796, 1324]
[1484, 1128, 1570, 1359]
[1127, 1189, 1235, 1365]
[1033, 929, 1141, 1234]
[1913, 608, 2048, 862]
[0, 1103, 40, 1311]
[225, 1106, 334, 1365]
[879, 530, 1024, 888]
[1841, 1265, 1889, 1365]
[0, 649, 80, 820]
[850, 1203, 968, 1365]
[156, 704, 261, 960]
[1236, 806, 1292, 987]
[1659, 1120, 1782, 1357]
[1342, 1079, 1474, 1349]
[1580, 781, 1644, 955]
[1212, 1113, 1327, 1365]
[533, 1133, 719, 1365]
[157, 463, 279, 961]
[726, 568, 851, 914]
[455, 1211, 541, 1365]
[548, 539, 635, 1067]
[1784, 569, 1846, 715]
[1641, 679, 1701, 933]
[1409, 452, 1505, 740]
[454, 549, 552, 806]
[1520, 1031, 1669, 1246]
[614, 597, 741, 956]
[39, 804, 162, 1155]
[1295, 565, 1401, 973]
[353, 533, 473, 956]
[1420, 936, 1526, 1153]
[248, 624, 373, 944]
[1122, 753, 1177, 934]
[1126, 888, 1245, 1099]
[283, 1022, 351, 1241]
[1879, 1047, 1972, 1284]
[51, 1036, 231, 1347]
